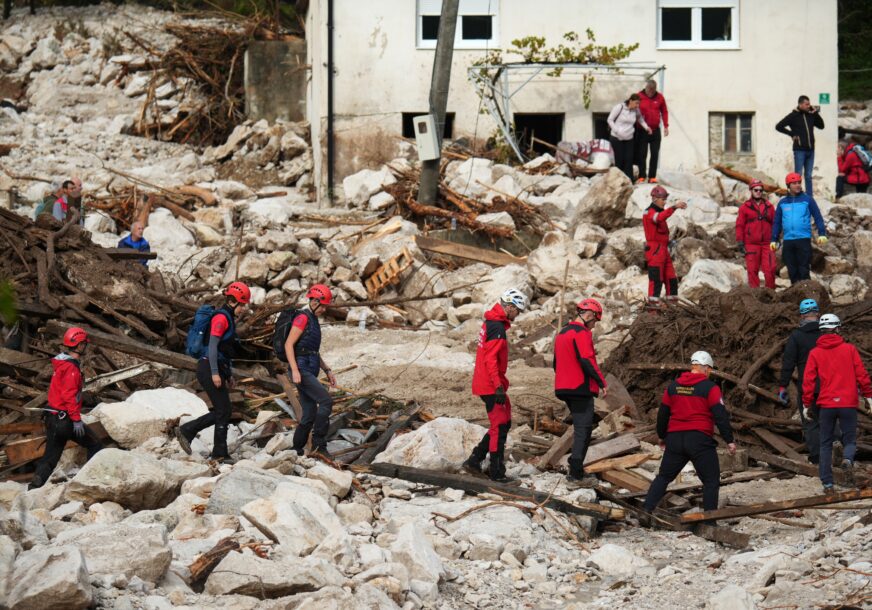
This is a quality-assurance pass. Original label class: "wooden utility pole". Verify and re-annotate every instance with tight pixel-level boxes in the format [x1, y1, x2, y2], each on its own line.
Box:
[418, 0, 459, 204]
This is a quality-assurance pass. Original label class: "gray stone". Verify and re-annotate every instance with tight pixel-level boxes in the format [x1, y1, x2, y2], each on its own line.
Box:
[204, 551, 345, 598]
[708, 584, 757, 610]
[205, 466, 286, 515]
[570, 167, 633, 231]
[306, 462, 353, 498]
[6, 545, 92, 610]
[55, 523, 171, 583]
[0, 534, 17, 601]
[390, 521, 444, 584]
[587, 543, 653, 578]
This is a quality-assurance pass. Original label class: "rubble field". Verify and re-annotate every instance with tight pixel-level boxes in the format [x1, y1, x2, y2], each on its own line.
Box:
[1, 4, 872, 610]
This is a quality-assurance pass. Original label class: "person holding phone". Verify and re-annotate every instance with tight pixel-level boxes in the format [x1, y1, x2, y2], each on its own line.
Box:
[776, 95, 825, 195]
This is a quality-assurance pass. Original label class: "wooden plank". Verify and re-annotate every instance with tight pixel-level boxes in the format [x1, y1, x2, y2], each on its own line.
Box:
[584, 434, 641, 465]
[415, 235, 526, 267]
[537, 428, 573, 468]
[680, 488, 872, 524]
[358, 462, 621, 521]
[747, 447, 867, 488]
[102, 248, 158, 260]
[621, 470, 779, 498]
[0, 422, 44, 435]
[752, 428, 804, 462]
[0, 346, 49, 374]
[600, 468, 689, 510]
[584, 453, 652, 474]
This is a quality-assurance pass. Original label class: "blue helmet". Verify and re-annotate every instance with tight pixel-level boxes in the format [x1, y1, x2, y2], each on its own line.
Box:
[799, 299, 819, 314]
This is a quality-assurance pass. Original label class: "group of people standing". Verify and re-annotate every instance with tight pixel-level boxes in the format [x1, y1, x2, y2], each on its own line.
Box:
[607, 79, 669, 184]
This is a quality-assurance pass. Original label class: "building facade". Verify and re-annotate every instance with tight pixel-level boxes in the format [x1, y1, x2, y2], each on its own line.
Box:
[306, 0, 838, 203]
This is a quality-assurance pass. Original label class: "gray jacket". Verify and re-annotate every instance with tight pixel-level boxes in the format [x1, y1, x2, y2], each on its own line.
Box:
[607, 102, 648, 141]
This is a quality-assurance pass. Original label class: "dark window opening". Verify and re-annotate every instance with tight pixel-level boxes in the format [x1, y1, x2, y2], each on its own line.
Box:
[661, 7, 692, 41]
[402, 112, 454, 139]
[461, 15, 493, 40]
[702, 7, 732, 41]
[592, 113, 610, 140]
[514, 113, 564, 155]
[421, 15, 440, 40]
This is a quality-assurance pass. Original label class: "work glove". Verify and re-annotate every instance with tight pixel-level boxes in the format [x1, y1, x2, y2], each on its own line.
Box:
[865, 397, 872, 415]
[802, 404, 813, 421]
[494, 386, 507, 405]
[73, 421, 85, 438]
[817, 236, 828, 246]
[737, 242, 746, 256]
[778, 387, 789, 405]
[769, 242, 779, 252]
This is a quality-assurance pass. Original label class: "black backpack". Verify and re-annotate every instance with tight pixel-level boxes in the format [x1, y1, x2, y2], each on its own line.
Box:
[272, 308, 301, 362]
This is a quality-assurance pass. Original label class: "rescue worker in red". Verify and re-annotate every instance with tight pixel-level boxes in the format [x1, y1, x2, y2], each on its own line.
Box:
[735, 179, 777, 289]
[175, 282, 250, 464]
[643, 351, 736, 513]
[801, 314, 872, 493]
[464, 288, 527, 482]
[29, 327, 103, 490]
[554, 298, 608, 487]
[643, 186, 687, 301]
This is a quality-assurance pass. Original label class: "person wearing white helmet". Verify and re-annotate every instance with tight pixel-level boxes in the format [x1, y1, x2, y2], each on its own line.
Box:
[643, 351, 736, 515]
[465, 288, 527, 482]
[802, 314, 872, 492]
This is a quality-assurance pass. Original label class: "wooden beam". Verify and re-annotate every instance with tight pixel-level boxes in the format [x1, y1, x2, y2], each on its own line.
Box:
[747, 447, 867, 488]
[415, 235, 526, 267]
[584, 434, 641, 465]
[603, 373, 640, 420]
[537, 428, 573, 468]
[584, 453, 652, 474]
[357, 462, 621, 521]
[680, 487, 872, 524]
[600, 468, 689, 510]
[102, 248, 158, 260]
[752, 428, 804, 462]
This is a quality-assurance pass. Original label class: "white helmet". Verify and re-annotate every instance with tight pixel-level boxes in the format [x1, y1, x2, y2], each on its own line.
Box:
[819, 313, 841, 330]
[501, 288, 527, 311]
[690, 351, 714, 368]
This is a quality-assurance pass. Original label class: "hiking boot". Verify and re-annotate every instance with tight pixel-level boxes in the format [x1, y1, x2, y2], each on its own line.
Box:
[841, 459, 855, 487]
[312, 446, 333, 461]
[822, 483, 835, 495]
[488, 453, 513, 483]
[212, 455, 236, 465]
[462, 457, 483, 475]
[567, 473, 598, 488]
[28, 476, 44, 491]
[174, 426, 193, 455]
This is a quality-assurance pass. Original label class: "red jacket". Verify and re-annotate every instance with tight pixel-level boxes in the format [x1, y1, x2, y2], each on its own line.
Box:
[659, 372, 733, 441]
[472, 303, 510, 396]
[47, 353, 84, 422]
[838, 144, 870, 186]
[554, 321, 606, 398]
[735, 198, 775, 245]
[802, 334, 872, 408]
[643, 205, 675, 244]
[637, 90, 668, 130]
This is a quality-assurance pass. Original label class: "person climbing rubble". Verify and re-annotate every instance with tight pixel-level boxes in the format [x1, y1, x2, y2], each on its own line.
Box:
[643, 186, 687, 302]
[464, 288, 527, 483]
[801, 313, 872, 493]
[29, 327, 103, 490]
[770, 172, 827, 285]
[283, 284, 337, 459]
[735, 179, 776, 289]
[553, 298, 608, 487]
[175, 282, 250, 464]
[117, 220, 151, 267]
[778, 299, 823, 464]
[642, 351, 736, 515]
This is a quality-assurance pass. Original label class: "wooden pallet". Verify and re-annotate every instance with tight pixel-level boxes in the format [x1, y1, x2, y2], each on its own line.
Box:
[364, 247, 414, 299]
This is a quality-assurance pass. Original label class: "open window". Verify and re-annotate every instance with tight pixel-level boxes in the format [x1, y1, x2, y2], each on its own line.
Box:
[417, 0, 500, 49]
[658, 1, 739, 50]
[514, 113, 564, 155]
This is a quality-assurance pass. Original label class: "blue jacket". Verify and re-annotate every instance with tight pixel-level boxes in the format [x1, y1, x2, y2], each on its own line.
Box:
[771, 193, 826, 242]
[118, 234, 151, 266]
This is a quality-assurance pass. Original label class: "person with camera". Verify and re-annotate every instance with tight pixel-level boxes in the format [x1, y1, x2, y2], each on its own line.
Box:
[776, 95, 825, 195]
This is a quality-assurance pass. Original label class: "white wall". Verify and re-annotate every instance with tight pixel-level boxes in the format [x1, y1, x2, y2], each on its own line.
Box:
[309, 0, 838, 201]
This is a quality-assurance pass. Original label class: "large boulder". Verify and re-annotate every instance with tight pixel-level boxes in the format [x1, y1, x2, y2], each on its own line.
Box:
[205, 466, 287, 515]
[374, 418, 487, 471]
[65, 449, 210, 511]
[54, 523, 171, 583]
[626, 187, 719, 225]
[143, 208, 194, 250]
[587, 543, 653, 579]
[6, 545, 92, 610]
[390, 522, 444, 584]
[828, 274, 868, 304]
[205, 551, 345, 598]
[447, 158, 493, 197]
[657, 170, 708, 194]
[441, 263, 532, 308]
[570, 167, 632, 231]
[853, 230, 872, 268]
[838, 193, 872, 211]
[342, 166, 397, 207]
[527, 231, 610, 294]
[92, 388, 209, 449]
[679, 259, 745, 302]
[573, 223, 608, 258]
[399, 263, 451, 324]
[601, 227, 646, 268]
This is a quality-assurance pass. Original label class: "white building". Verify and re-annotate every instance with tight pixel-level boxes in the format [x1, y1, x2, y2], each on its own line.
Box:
[305, 0, 838, 203]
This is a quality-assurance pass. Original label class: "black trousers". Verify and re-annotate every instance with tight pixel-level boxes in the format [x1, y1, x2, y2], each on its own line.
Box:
[835, 177, 868, 199]
[181, 358, 233, 458]
[643, 430, 721, 512]
[796, 382, 820, 463]
[635, 127, 662, 180]
[782, 238, 812, 284]
[33, 411, 102, 486]
[563, 397, 595, 463]
[610, 137, 634, 181]
[292, 370, 334, 452]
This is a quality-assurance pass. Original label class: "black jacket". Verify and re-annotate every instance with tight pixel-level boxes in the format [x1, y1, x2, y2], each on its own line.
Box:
[775, 109, 824, 151]
[779, 320, 821, 390]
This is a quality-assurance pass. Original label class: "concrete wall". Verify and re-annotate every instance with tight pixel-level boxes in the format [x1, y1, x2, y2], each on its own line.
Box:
[308, 0, 838, 202]
[245, 40, 308, 123]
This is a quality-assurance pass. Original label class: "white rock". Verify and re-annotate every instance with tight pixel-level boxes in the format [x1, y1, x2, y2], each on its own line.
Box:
[573, 223, 607, 258]
[307, 462, 353, 498]
[6, 545, 92, 610]
[215, 180, 255, 201]
[50, 501, 83, 521]
[369, 191, 396, 211]
[336, 502, 374, 525]
[708, 584, 757, 610]
[210, 124, 254, 162]
[476, 211, 516, 230]
[447, 158, 493, 197]
[570, 167, 633, 230]
[657, 170, 708, 193]
[280, 132, 309, 159]
[838, 193, 872, 210]
[390, 522, 444, 584]
[205, 551, 345, 598]
[297, 237, 321, 262]
[205, 466, 287, 515]
[679, 259, 746, 301]
[124, 73, 152, 97]
[340, 280, 368, 301]
[30, 36, 63, 69]
[343, 166, 397, 207]
[587, 543, 653, 578]
[84, 212, 117, 234]
[55, 523, 171, 583]
[527, 231, 609, 294]
[92, 388, 208, 449]
[828, 274, 867, 304]
[374, 418, 487, 471]
[144, 208, 194, 250]
[852, 230, 872, 267]
[0, 535, 16, 601]
[466, 533, 504, 561]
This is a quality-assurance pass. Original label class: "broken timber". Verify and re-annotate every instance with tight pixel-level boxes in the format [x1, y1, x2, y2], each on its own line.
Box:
[538, 432, 640, 469]
[102, 248, 158, 260]
[746, 447, 869, 488]
[353, 407, 421, 465]
[363, 246, 414, 299]
[680, 487, 872, 524]
[414, 235, 525, 267]
[357, 462, 621, 521]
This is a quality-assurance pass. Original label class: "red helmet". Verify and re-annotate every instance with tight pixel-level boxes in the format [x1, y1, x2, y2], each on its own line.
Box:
[577, 298, 603, 321]
[307, 284, 332, 306]
[650, 186, 669, 199]
[785, 172, 802, 186]
[63, 327, 89, 348]
[749, 179, 765, 190]
[224, 281, 251, 304]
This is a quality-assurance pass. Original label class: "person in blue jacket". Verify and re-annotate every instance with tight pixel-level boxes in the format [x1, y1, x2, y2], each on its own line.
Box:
[117, 221, 151, 267]
[770, 172, 827, 285]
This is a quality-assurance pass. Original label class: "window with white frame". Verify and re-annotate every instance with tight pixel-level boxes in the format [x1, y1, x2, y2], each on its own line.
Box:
[657, 0, 739, 49]
[417, 0, 499, 49]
